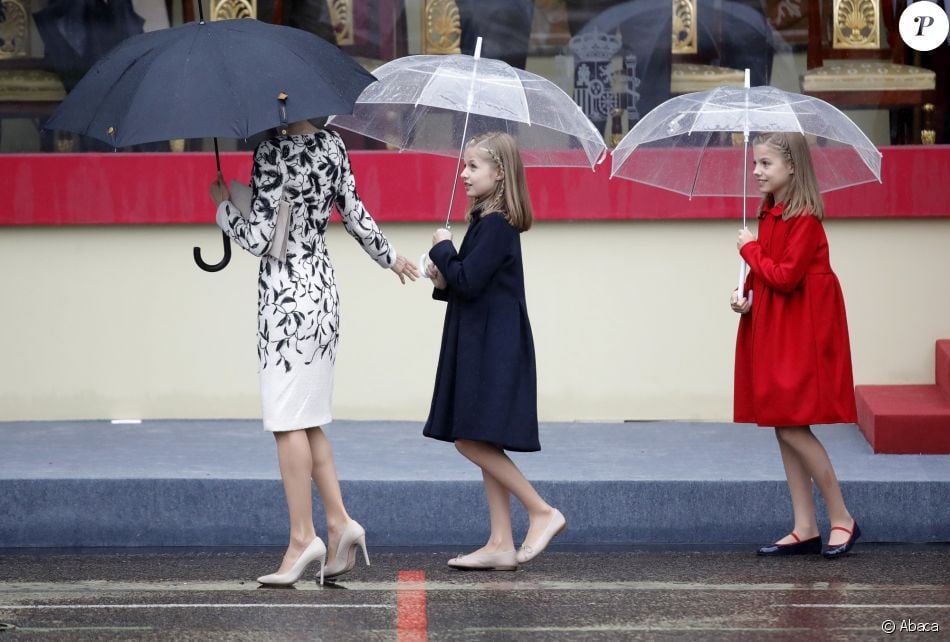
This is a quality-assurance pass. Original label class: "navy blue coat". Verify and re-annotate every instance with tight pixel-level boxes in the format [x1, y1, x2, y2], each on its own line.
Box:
[423, 210, 540, 452]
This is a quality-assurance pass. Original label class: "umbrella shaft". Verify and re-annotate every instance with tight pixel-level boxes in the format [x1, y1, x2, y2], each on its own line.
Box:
[445, 108, 473, 229]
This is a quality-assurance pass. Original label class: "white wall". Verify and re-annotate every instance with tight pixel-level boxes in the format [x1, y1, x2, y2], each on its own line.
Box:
[1, 217, 948, 422]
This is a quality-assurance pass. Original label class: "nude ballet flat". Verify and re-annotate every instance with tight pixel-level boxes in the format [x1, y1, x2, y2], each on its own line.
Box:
[516, 509, 567, 564]
[257, 537, 327, 586]
[323, 520, 370, 580]
[447, 550, 518, 571]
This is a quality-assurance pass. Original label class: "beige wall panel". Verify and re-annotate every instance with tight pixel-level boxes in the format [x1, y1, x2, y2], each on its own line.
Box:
[1, 219, 948, 422]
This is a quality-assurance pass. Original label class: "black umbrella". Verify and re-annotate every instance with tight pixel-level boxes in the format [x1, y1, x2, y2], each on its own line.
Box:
[45, 8, 376, 271]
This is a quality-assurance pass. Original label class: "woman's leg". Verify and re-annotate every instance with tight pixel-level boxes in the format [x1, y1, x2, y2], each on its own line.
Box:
[775, 426, 854, 545]
[465, 469, 516, 555]
[306, 427, 352, 560]
[773, 427, 820, 544]
[274, 429, 319, 573]
[454, 439, 555, 545]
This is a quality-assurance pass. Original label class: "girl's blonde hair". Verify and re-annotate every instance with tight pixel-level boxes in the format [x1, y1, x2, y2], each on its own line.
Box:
[464, 132, 533, 232]
[753, 132, 824, 221]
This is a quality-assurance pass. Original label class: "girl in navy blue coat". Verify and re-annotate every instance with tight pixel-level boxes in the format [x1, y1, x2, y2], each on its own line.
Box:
[424, 132, 566, 571]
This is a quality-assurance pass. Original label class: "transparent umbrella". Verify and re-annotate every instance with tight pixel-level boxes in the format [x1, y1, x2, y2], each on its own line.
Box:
[611, 78, 882, 291]
[329, 38, 607, 228]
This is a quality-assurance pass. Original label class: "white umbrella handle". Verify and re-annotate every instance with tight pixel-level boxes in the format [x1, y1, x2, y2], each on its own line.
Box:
[738, 259, 748, 302]
[419, 252, 431, 280]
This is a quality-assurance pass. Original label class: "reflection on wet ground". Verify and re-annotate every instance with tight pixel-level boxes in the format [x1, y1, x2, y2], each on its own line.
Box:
[0, 546, 947, 640]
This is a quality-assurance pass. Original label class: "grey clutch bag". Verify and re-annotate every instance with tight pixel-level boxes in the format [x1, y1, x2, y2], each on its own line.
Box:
[229, 179, 291, 262]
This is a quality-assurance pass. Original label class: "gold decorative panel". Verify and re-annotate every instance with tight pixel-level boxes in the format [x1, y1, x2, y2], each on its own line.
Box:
[424, 0, 461, 55]
[0, 0, 30, 59]
[211, 0, 257, 20]
[832, 0, 880, 49]
[326, 0, 354, 46]
[672, 0, 697, 55]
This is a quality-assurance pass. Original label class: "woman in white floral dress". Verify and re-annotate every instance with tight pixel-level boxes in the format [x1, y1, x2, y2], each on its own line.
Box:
[210, 120, 418, 585]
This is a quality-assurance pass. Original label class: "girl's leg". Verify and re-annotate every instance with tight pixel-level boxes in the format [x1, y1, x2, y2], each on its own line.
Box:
[454, 439, 555, 545]
[773, 427, 820, 544]
[274, 429, 319, 573]
[306, 427, 352, 560]
[775, 426, 854, 545]
[467, 469, 516, 554]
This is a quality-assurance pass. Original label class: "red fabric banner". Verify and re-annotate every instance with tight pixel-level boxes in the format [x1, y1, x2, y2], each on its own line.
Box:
[1, 146, 947, 225]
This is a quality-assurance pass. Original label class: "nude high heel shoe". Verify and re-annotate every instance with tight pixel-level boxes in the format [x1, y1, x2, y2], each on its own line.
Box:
[323, 520, 370, 580]
[257, 537, 327, 586]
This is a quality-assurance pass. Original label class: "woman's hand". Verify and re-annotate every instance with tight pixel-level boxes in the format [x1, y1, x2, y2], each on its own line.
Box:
[432, 227, 452, 246]
[391, 254, 420, 284]
[737, 227, 755, 250]
[730, 289, 751, 315]
[426, 258, 447, 289]
[210, 173, 230, 206]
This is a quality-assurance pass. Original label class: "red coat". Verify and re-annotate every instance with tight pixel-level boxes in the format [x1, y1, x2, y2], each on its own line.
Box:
[734, 203, 857, 427]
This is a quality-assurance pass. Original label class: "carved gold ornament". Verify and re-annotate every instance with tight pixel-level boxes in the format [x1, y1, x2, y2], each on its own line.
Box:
[833, 0, 880, 49]
[211, 0, 257, 21]
[326, 0, 354, 46]
[672, 0, 697, 55]
[424, 0, 461, 55]
[0, 0, 29, 59]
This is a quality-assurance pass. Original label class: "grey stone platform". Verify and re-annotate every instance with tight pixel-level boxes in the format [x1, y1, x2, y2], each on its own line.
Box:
[1, 420, 948, 547]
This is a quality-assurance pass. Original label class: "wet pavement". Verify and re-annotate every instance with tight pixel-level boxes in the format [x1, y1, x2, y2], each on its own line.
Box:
[0, 546, 947, 640]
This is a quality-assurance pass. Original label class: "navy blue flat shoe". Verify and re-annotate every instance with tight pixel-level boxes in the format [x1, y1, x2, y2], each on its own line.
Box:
[823, 521, 861, 559]
[757, 532, 822, 556]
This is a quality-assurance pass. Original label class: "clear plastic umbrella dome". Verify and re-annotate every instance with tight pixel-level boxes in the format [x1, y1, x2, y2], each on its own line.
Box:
[328, 51, 607, 170]
[611, 85, 882, 198]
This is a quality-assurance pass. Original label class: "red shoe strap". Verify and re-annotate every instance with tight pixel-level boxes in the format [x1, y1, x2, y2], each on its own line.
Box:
[830, 525, 853, 535]
[789, 532, 801, 543]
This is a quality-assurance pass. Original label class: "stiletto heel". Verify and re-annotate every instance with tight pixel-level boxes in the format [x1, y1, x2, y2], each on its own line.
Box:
[324, 520, 370, 580]
[257, 537, 327, 586]
[357, 533, 371, 566]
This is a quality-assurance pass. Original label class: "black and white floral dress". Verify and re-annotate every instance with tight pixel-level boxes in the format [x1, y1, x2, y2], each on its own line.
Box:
[215, 129, 396, 431]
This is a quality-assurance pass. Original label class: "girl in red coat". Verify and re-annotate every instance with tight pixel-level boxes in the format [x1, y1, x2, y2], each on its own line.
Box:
[732, 132, 860, 559]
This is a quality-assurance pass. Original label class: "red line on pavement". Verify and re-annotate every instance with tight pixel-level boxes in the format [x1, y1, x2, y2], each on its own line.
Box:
[397, 570, 427, 642]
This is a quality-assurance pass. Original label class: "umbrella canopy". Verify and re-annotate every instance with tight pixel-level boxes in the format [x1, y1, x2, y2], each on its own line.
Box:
[44, 16, 375, 273]
[611, 83, 883, 296]
[45, 18, 376, 148]
[611, 85, 882, 199]
[328, 48, 607, 170]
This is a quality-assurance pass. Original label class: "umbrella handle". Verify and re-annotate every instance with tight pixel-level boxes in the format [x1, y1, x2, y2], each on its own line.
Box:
[738, 258, 749, 302]
[194, 231, 232, 272]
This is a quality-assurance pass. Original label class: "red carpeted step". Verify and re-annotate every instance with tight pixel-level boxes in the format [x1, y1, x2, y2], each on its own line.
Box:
[936, 340, 950, 400]
[856, 384, 950, 454]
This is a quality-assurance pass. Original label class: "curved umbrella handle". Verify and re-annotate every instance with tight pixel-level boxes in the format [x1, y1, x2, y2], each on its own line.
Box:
[193, 231, 232, 272]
